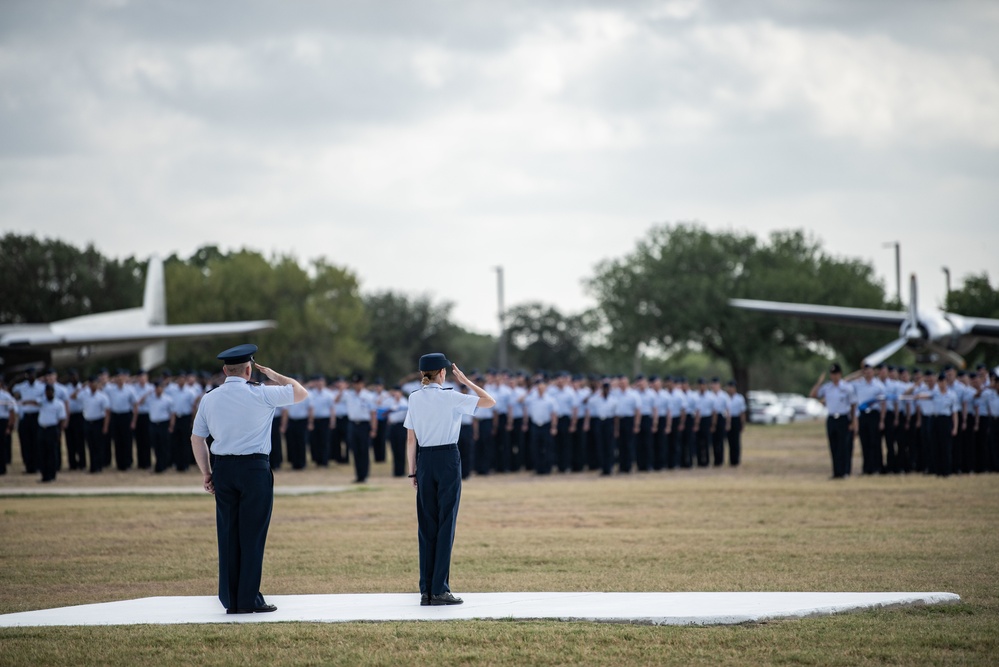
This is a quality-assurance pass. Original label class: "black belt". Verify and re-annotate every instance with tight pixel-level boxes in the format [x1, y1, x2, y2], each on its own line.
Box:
[214, 453, 269, 460]
[419, 443, 458, 451]
[828, 414, 848, 420]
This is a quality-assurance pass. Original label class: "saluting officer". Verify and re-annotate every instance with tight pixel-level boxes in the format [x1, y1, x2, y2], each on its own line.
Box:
[811, 364, 857, 479]
[191, 344, 306, 614]
[405, 353, 494, 606]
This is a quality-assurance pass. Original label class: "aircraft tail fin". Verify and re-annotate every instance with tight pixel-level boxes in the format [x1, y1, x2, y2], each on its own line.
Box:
[143, 255, 166, 326]
[139, 256, 167, 370]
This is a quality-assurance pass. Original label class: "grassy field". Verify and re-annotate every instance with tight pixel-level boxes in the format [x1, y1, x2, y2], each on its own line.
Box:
[1, 422, 997, 666]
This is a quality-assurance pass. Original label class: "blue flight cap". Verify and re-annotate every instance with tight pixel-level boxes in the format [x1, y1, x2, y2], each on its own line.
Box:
[419, 353, 451, 372]
[217, 344, 257, 364]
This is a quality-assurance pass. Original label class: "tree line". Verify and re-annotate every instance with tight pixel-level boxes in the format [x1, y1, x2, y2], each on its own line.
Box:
[3, 228, 995, 392]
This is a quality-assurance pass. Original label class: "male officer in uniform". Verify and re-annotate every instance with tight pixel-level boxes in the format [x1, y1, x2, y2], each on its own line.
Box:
[37, 384, 68, 483]
[848, 363, 886, 474]
[811, 364, 857, 479]
[725, 380, 747, 466]
[191, 344, 306, 614]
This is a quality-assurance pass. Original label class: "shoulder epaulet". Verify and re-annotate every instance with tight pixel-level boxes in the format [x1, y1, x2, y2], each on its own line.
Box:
[443, 388, 453, 391]
[204, 386, 218, 395]
[248, 381, 261, 386]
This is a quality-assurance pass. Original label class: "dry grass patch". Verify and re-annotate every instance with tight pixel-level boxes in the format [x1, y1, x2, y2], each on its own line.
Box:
[1, 421, 997, 666]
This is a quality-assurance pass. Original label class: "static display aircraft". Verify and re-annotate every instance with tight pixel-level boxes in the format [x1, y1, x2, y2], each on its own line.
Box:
[730, 275, 999, 369]
[0, 256, 275, 372]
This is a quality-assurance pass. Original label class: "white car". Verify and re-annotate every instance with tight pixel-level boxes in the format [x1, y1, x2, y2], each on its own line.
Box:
[748, 391, 795, 425]
[777, 394, 828, 421]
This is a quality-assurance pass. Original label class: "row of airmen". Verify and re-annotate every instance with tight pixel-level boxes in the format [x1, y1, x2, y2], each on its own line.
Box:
[279, 371, 749, 481]
[811, 362, 999, 479]
[0, 368, 209, 482]
[0, 367, 751, 483]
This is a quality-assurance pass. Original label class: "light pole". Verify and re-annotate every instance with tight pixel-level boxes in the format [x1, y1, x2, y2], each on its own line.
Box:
[495, 266, 508, 369]
[882, 241, 901, 304]
[942, 266, 951, 302]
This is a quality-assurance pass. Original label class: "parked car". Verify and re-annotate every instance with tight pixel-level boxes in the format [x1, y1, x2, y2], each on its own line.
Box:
[747, 391, 795, 424]
[776, 393, 827, 421]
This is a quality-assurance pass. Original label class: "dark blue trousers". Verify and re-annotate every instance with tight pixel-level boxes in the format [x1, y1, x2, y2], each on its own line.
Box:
[416, 445, 462, 597]
[727, 416, 743, 466]
[696, 417, 712, 467]
[38, 425, 60, 482]
[389, 422, 407, 477]
[531, 422, 554, 474]
[84, 419, 104, 473]
[681, 415, 695, 468]
[213, 454, 273, 612]
[826, 416, 851, 478]
[270, 417, 283, 469]
[349, 420, 371, 482]
[457, 423, 474, 480]
[286, 418, 308, 470]
[150, 420, 172, 472]
[310, 418, 331, 466]
[592, 418, 616, 475]
[617, 416, 635, 472]
[109, 412, 133, 471]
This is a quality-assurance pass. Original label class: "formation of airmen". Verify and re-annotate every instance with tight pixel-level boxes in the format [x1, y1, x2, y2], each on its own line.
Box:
[811, 362, 999, 478]
[0, 366, 751, 482]
[5, 361, 996, 484]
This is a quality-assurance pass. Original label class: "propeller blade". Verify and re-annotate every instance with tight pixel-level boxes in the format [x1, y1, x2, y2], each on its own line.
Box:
[863, 337, 909, 367]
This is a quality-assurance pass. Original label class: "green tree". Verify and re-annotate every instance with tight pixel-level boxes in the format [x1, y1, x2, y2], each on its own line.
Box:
[164, 248, 369, 375]
[946, 272, 999, 369]
[588, 223, 889, 392]
[363, 291, 461, 383]
[504, 302, 593, 373]
[0, 233, 143, 324]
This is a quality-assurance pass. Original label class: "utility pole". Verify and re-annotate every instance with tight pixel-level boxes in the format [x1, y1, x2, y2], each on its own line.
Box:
[882, 241, 901, 303]
[942, 266, 951, 302]
[495, 266, 508, 369]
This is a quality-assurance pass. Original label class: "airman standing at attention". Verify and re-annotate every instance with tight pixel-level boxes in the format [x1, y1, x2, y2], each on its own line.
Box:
[930, 372, 959, 477]
[132, 370, 155, 470]
[811, 364, 857, 479]
[13, 370, 43, 474]
[283, 377, 311, 470]
[915, 369, 937, 473]
[691, 378, 714, 468]
[525, 375, 559, 475]
[709, 378, 729, 466]
[385, 385, 410, 477]
[37, 383, 68, 483]
[141, 380, 176, 473]
[848, 363, 886, 475]
[633, 375, 657, 472]
[104, 369, 136, 471]
[0, 379, 16, 475]
[724, 380, 746, 466]
[342, 373, 377, 483]
[583, 379, 618, 476]
[308, 376, 335, 468]
[80, 376, 110, 473]
[613, 375, 641, 473]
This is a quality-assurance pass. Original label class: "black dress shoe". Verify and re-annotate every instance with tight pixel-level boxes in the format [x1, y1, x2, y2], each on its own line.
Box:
[429, 592, 463, 606]
[227, 604, 278, 614]
[420, 594, 429, 606]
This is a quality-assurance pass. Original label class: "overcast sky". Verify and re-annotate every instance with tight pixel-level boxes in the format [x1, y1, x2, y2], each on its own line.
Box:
[2, 0, 997, 334]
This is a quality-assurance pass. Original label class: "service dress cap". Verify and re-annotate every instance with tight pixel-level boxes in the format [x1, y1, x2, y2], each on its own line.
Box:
[217, 343, 257, 364]
[419, 353, 451, 372]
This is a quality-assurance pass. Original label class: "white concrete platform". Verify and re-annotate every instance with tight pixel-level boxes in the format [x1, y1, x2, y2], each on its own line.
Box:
[0, 592, 959, 628]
